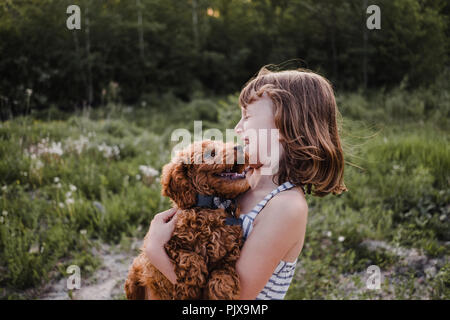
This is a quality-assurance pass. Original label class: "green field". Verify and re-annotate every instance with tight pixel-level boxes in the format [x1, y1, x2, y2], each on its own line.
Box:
[0, 79, 449, 299]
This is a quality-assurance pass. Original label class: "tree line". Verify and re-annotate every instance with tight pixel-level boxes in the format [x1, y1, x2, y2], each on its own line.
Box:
[0, 0, 448, 114]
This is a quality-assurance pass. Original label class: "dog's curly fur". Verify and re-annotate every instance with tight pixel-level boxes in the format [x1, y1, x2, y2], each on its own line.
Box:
[125, 140, 250, 300]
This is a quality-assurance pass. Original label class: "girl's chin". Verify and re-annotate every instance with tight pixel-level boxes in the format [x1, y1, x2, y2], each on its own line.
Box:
[244, 166, 254, 181]
[249, 163, 263, 169]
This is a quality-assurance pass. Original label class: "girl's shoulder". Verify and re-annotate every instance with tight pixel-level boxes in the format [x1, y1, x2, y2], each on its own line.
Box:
[250, 188, 308, 251]
[274, 186, 307, 208]
[255, 188, 308, 225]
[272, 189, 307, 215]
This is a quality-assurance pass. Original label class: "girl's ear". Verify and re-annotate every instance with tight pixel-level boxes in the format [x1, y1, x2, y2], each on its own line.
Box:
[160, 159, 197, 209]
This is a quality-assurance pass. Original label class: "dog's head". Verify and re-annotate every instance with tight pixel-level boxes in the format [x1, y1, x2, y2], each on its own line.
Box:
[161, 140, 250, 209]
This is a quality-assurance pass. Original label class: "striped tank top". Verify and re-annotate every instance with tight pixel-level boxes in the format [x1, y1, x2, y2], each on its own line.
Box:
[239, 181, 301, 300]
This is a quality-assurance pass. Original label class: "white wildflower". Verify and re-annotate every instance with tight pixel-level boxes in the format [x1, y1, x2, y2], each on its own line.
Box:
[66, 135, 89, 155]
[35, 160, 44, 170]
[2, 211, 7, 217]
[338, 236, 345, 242]
[56, 183, 62, 189]
[65, 191, 72, 198]
[48, 141, 63, 156]
[326, 231, 332, 238]
[27, 138, 63, 158]
[80, 229, 87, 235]
[139, 165, 159, 178]
[440, 214, 446, 221]
[29, 243, 40, 254]
[98, 142, 108, 156]
[54, 177, 60, 183]
[113, 145, 120, 157]
[65, 198, 75, 205]
[58, 202, 65, 208]
[97, 142, 120, 159]
[1, 185, 6, 191]
[69, 184, 77, 192]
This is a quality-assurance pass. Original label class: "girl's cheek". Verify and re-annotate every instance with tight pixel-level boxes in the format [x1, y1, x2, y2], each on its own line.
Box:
[243, 118, 254, 130]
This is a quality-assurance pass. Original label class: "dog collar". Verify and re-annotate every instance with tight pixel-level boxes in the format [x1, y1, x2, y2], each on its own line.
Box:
[225, 217, 243, 226]
[196, 194, 235, 211]
[195, 194, 241, 226]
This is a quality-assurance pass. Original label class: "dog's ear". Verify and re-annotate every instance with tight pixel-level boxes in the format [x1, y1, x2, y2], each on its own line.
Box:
[160, 158, 196, 209]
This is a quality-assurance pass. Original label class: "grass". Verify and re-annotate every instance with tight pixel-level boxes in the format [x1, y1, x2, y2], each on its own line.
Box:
[0, 79, 449, 299]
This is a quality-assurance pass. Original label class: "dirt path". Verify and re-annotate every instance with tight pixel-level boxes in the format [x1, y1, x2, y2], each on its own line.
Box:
[39, 239, 142, 300]
[329, 239, 448, 299]
[35, 238, 447, 300]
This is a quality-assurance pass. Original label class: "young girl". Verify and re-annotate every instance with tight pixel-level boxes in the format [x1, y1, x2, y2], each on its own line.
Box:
[145, 66, 347, 300]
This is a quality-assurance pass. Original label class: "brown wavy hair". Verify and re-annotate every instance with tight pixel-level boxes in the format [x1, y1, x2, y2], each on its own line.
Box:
[238, 66, 348, 197]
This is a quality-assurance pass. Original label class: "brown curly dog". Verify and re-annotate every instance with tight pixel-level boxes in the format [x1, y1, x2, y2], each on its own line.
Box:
[125, 140, 250, 300]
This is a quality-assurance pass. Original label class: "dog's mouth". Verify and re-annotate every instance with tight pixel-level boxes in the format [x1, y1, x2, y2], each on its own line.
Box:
[214, 165, 249, 180]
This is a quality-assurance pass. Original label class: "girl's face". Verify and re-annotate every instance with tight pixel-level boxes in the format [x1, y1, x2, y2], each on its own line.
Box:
[234, 93, 283, 171]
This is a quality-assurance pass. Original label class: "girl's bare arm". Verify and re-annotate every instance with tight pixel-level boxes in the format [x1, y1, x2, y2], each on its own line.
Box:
[236, 194, 307, 299]
[145, 243, 177, 284]
[145, 195, 307, 299]
[144, 207, 179, 285]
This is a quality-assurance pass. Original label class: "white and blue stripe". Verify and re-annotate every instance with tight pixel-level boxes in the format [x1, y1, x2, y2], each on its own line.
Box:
[239, 181, 300, 300]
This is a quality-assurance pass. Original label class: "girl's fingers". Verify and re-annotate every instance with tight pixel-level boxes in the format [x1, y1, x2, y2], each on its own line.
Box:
[156, 207, 179, 223]
[168, 210, 179, 225]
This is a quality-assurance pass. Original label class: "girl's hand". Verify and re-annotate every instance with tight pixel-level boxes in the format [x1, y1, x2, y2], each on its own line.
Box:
[145, 207, 179, 251]
[143, 207, 180, 285]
